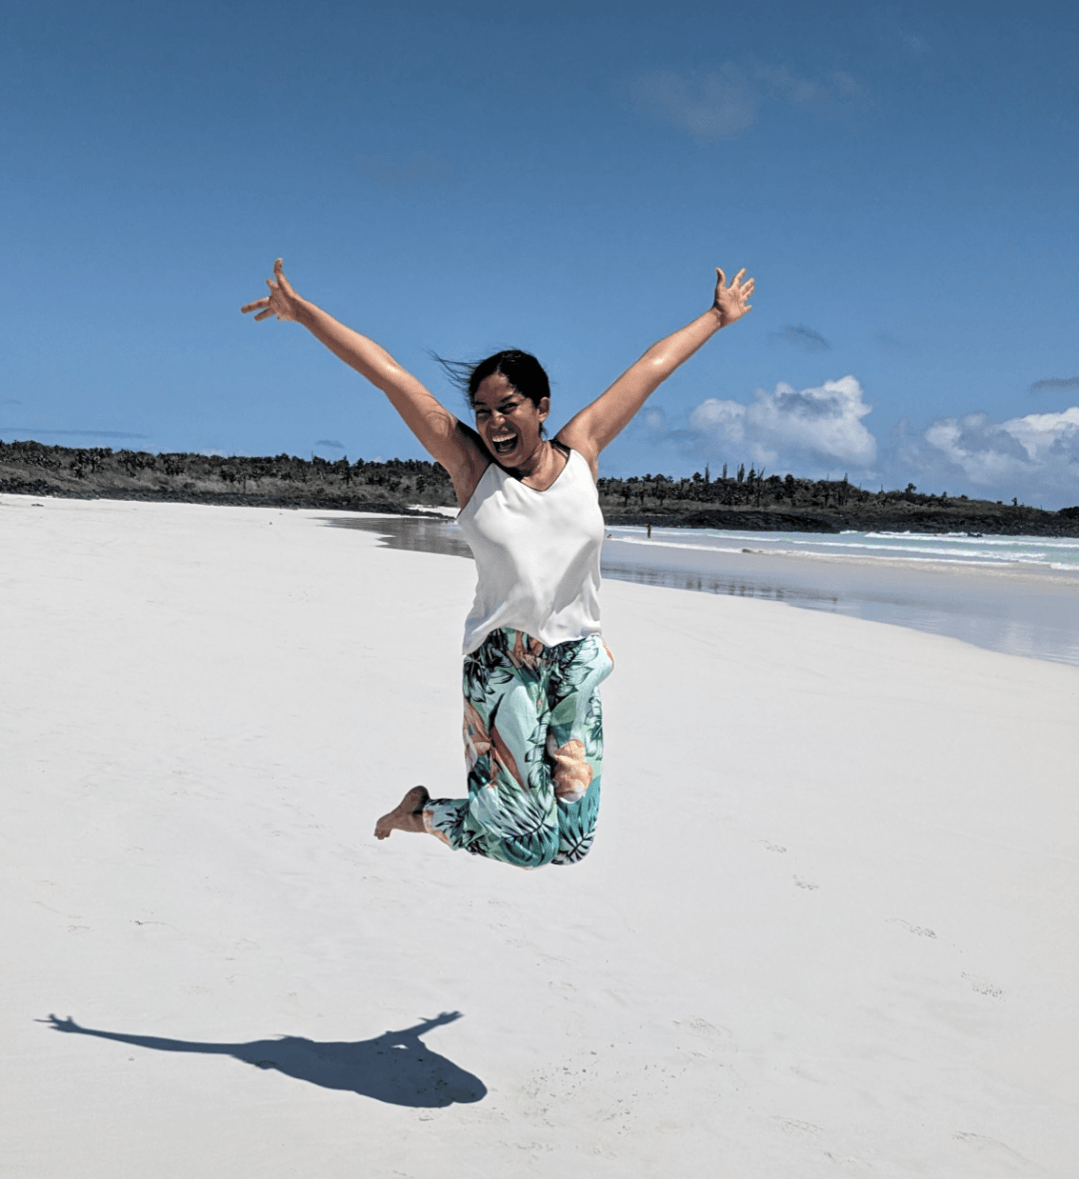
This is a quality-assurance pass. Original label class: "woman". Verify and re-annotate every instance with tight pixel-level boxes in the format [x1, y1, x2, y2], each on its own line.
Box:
[242, 259, 753, 869]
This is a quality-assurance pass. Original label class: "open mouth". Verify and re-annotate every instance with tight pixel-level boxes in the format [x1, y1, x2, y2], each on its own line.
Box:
[491, 433, 518, 457]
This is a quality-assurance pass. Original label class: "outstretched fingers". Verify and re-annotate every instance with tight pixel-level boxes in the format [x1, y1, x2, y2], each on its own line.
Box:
[241, 258, 295, 319]
[716, 266, 754, 301]
[713, 263, 755, 322]
[273, 257, 298, 297]
[720, 268, 752, 290]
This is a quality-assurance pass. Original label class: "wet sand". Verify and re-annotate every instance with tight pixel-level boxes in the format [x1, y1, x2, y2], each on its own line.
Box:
[330, 514, 1079, 667]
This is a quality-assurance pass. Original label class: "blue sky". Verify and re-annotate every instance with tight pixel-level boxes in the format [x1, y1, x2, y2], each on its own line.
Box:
[2, 0, 1077, 505]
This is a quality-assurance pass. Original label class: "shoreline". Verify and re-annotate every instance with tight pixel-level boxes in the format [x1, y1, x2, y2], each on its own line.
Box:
[3, 460, 1078, 536]
[325, 507, 1079, 586]
[326, 509, 1079, 669]
[659, 542, 1079, 588]
[7, 494, 1078, 666]
[10, 489, 1077, 589]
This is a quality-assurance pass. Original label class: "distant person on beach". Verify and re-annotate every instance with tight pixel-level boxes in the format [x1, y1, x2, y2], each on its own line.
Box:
[242, 259, 753, 868]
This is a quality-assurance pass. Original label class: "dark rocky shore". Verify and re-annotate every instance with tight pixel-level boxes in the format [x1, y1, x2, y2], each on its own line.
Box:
[0, 442, 449, 517]
[3, 440, 1078, 536]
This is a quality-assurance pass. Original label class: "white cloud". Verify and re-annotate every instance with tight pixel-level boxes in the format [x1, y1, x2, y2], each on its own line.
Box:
[632, 62, 867, 140]
[689, 397, 746, 445]
[656, 376, 1079, 506]
[919, 407, 1079, 503]
[755, 64, 868, 108]
[687, 376, 877, 472]
[1006, 407, 1079, 457]
[642, 407, 668, 439]
[633, 66, 757, 139]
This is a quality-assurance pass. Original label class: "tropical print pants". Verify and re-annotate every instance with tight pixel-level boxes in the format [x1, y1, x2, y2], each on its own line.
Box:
[423, 628, 614, 869]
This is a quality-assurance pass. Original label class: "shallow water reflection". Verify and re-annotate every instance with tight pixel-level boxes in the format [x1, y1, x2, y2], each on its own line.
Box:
[327, 515, 1079, 668]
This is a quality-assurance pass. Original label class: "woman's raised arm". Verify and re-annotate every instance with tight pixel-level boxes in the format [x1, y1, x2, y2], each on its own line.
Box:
[242, 260, 485, 496]
[557, 267, 754, 470]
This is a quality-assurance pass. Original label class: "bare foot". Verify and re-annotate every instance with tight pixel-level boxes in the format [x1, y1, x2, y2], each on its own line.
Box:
[374, 786, 430, 840]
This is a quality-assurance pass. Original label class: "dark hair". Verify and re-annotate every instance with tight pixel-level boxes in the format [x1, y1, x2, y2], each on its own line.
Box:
[434, 349, 551, 412]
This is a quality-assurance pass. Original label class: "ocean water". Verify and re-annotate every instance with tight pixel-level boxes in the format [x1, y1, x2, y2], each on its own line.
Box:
[605, 525, 1079, 573]
[328, 517, 1079, 669]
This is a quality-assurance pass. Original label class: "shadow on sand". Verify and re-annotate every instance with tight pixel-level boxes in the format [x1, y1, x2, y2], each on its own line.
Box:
[41, 1011, 486, 1107]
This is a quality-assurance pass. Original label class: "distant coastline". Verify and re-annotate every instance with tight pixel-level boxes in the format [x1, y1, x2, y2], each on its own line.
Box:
[3, 439, 1078, 537]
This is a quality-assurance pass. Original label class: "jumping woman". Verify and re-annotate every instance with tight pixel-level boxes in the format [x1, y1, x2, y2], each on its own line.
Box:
[242, 260, 753, 869]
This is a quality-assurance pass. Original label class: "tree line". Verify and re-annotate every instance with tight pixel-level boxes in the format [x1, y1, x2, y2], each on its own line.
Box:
[2, 439, 1076, 521]
[597, 466, 965, 512]
[0, 440, 456, 505]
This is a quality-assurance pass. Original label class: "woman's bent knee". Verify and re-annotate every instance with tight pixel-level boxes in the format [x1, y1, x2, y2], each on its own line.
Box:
[501, 827, 560, 870]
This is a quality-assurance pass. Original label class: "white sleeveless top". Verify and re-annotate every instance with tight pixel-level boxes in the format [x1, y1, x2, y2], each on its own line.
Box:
[457, 448, 604, 654]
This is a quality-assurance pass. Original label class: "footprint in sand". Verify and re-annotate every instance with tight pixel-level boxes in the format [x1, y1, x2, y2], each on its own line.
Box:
[887, 917, 937, 938]
[678, 1018, 733, 1043]
[793, 876, 819, 890]
[772, 1117, 822, 1141]
[961, 972, 1005, 999]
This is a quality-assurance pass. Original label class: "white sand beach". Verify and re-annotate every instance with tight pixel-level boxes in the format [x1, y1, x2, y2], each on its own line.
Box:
[3, 494, 1078, 1178]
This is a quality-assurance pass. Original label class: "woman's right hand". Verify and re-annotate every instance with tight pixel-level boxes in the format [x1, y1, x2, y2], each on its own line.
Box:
[241, 258, 306, 322]
[238, 256, 485, 505]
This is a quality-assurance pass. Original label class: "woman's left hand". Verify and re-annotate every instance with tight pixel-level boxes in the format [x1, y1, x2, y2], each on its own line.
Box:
[713, 267, 754, 326]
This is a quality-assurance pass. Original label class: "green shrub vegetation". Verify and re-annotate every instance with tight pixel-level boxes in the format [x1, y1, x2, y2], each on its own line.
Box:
[2, 440, 1076, 535]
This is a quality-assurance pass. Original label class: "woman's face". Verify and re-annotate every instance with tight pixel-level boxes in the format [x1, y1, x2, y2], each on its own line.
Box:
[472, 373, 549, 466]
